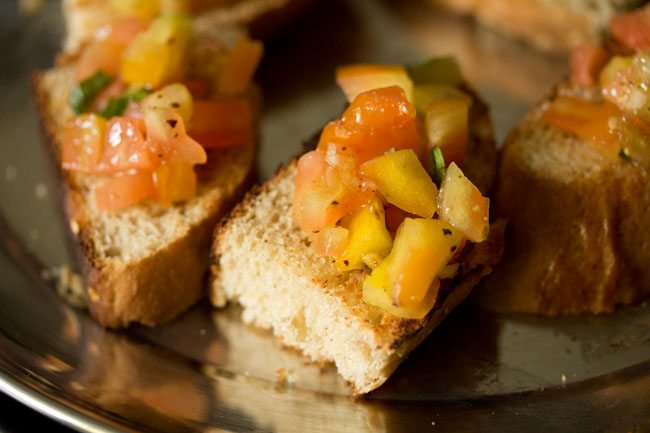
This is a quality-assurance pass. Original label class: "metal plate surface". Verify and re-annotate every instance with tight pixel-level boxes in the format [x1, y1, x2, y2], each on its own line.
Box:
[2, 1, 650, 432]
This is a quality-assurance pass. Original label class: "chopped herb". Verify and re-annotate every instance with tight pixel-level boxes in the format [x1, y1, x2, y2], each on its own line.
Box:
[97, 96, 128, 118]
[430, 146, 446, 187]
[125, 86, 152, 102]
[407, 57, 464, 86]
[68, 71, 113, 114]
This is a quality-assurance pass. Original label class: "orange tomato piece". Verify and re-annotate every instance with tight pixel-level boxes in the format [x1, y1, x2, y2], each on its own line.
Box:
[541, 96, 621, 146]
[188, 98, 253, 148]
[95, 169, 156, 211]
[318, 86, 422, 163]
[570, 43, 610, 88]
[75, 41, 123, 81]
[153, 161, 197, 206]
[610, 5, 650, 52]
[62, 114, 106, 172]
[310, 226, 349, 257]
[144, 109, 207, 164]
[97, 116, 158, 173]
[217, 37, 264, 95]
[99, 17, 146, 47]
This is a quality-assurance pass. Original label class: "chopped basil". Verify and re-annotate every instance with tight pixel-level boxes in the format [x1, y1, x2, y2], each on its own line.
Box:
[68, 71, 113, 114]
[430, 146, 446, 187]
[407, 57, 464, 86]
[126, 85, 153, 103]
[97, 96, 129, 118]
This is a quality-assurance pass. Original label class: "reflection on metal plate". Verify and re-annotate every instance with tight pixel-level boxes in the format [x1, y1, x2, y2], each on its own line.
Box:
[1, 1, 650, 432]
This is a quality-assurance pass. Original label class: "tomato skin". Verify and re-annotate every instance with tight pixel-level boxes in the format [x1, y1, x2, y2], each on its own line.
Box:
[62, 114, 106, 172]
[95, 169, 156, 211]
[610, 6, 650, 52]
[317, 86, 422, 163]
[570, 43, 610, 88]
[97, 116, 158, 173]
[188, 98, 253, 148]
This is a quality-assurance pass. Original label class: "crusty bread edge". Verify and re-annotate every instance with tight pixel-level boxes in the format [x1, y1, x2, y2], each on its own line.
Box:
[32, 71, 257, 328]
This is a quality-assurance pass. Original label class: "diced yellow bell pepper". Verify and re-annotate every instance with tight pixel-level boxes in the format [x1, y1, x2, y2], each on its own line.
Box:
[437, 163, 489, 242]
[112, 0, 160, 21]
[153, 160, 197, 206]
[121, 14, 192, 86]
[363, 218, 463, 319]
[413, 84, 471, 115]
[336, 64, 414, 103]
[425, 97, 469, 165]
[141, 83, 194, 123]
[335, 199, 393, 271]
[217, 37, 264, 95]
[360, 149, 438, 218]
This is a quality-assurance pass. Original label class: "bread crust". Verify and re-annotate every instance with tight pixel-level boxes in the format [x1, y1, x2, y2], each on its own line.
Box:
[475, 83, 650, 315]
[33, 66, 256, 328]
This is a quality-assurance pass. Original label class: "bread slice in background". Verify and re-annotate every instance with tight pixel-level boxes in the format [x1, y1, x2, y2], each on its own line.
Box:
[474, 83, 650, 315]
[434, 0, 647, 53]
[34, 63, 256, 328]
[209, 96, 504, 394]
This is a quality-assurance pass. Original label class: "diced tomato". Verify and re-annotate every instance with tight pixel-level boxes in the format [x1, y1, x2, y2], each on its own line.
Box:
[294, 150, 328, 200]
[610, 5, 650, 52]
[97, 116, 158, 173]
[570, 43, 610, 88]
[188, 98, 253, 148]
[62, 114, 106, 172]
[153, 161, 197, 206]
[97, 17, 146, 47]
[541, 96, 621, 147]
[217, 37, 264, 95]
[310, 226, 349, 257]
[317, 86, 422, 163]
[75, 41, 123, 81]
[95, 169, 156, 211]
[144, 109, 207, 164]
[182, 79, 210, 99]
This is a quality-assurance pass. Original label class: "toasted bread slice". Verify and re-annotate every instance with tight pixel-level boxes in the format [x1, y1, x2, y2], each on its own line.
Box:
[209, 95, 503, 394]
[435, 0, 646, 53]
[475, 83, 650, 314]
[34, 19, 257, 328]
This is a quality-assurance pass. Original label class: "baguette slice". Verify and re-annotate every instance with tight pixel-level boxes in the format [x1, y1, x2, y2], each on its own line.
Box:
[209, 96, 503, 394]
[435, 0, 646, 53]
[34, 24, 257, 328]
[475, 83, 650, 314]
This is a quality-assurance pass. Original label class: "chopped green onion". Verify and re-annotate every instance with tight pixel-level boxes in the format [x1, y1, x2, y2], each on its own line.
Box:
[68, 71, 113, 114]
[126, 85, 153, 102]
[97, 96, 129, 118]
[407, 57, 464, 86]
[430, 146, 446, 187]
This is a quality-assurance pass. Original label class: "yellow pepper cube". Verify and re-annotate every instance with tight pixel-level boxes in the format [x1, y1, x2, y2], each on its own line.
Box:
[336, 64, 414, 103]
[425, 97, 469, 165]
[121, 33, 171, 86]
[218, 37, 264, 95]
[437, 162, 489, 242]
[361, 149, 438, 218]
[111, 0, 160, 21]
[363, 218, 463, 319]
[335, 199, 393, 272]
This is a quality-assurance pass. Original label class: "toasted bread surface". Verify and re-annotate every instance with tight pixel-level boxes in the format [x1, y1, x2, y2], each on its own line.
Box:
[209, 94, 502, 393]
[435, 0, 646, 53]
[34, 58, 256, 328]
[475, 83, 650, 315]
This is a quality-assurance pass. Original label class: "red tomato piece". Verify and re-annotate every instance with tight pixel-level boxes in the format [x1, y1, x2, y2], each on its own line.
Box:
[384, 205, 417, 236]
[610, 5, 650, 52]
[317, 86, 422, 163]
[570, 43, 610, 88]
[95, 169, 156, 211]
[188, 98, 253, 148]
[97, 116, 158, 173]
[182, 79, 210, 99]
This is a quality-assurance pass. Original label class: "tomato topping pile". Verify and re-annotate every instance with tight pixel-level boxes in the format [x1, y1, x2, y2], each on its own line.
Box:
[293, 61, 490, 319]
[62, 7, 262, 211]
[549, 5, 650, 164]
